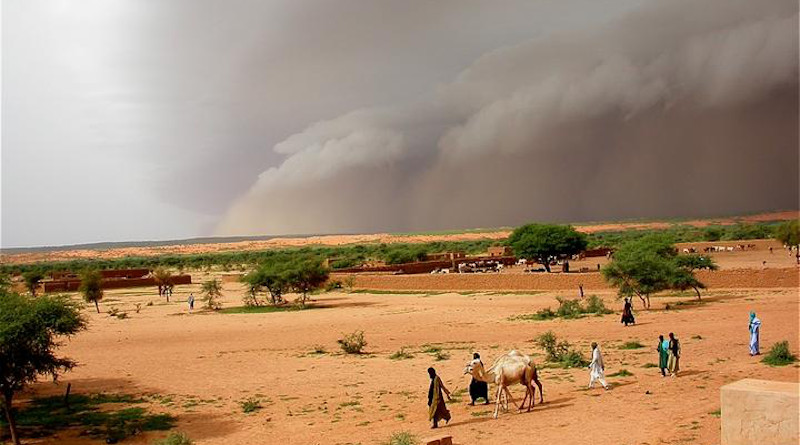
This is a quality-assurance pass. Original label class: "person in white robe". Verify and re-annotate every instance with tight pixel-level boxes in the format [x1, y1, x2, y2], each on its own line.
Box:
[749, 312, 761, 356]
[588, 342, 609, 390]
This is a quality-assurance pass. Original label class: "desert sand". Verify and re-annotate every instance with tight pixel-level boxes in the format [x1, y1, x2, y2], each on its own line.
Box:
[17, 262, 799, 445]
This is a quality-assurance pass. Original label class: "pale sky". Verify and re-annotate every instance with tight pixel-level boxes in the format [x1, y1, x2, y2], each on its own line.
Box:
[2, 0, 797, 248]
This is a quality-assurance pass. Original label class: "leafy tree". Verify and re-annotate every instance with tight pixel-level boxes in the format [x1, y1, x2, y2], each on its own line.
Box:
[0, 291, 87, 444]
[79, 269, 104, 313]
[22, 271, 44, 297]
[200, 279, 223, 310]
[285, 258, 330, 306]
[508, 224, 588, 272]
[152, 267, 173, 301]
[775, 220, 800, 264]
[602, 235, 679, 309]
[672, 254, 717, 299]
[243, 259, 291, 305]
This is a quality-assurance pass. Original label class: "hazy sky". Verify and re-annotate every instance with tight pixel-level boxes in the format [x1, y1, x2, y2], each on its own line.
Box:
[2, 0, 798, 248]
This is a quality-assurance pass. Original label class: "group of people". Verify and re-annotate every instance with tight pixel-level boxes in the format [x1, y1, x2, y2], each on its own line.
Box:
[656, 333, 681, 377]
[425, 308, 765, 429]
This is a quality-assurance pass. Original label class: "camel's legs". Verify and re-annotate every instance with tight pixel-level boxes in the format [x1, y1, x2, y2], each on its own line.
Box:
[493, 384, 504, 418]
[533, 369, 544, 403]
[502, 385, 517, 411]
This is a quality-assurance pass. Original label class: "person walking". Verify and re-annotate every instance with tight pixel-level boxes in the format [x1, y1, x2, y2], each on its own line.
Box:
[188, 293, 195, 312]
[621, 297, 635, 326]
[467, 353, 489, 405]
[667, 333, 681, 377]
[588, 342, 609, 390]
[427, 367, 451, 429]
[657, 335, 669, 377]
[748, 312, 761, 356]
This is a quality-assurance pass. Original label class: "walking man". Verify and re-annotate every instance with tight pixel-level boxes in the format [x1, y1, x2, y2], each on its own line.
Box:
[667, 333, 681, 377]
[749, 312, 761, 356]
[188, 293, 195, 312]
[588, 342, 609, 390]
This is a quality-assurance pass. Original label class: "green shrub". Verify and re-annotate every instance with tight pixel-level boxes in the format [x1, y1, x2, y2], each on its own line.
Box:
[584, 295, 613, 314]
[338, 330, 367, 354]
[154, 432, 193, 445]
[619, 341, 644, 350]
[389, 348, 414, 360]
[535, 331, 587, 367]
[608, 369, 634, 377]
[240, 397, 262, 413]
[762, 341, 797, 366]
[325, 280, 343, 292]
[383, 431, 418, 445]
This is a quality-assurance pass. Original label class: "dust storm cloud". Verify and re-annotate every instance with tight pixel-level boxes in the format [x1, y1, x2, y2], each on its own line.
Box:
[216, 0, 798, 237]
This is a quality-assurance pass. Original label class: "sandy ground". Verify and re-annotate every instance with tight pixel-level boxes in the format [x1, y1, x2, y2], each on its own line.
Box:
[3, 211, 796, 265]
[13, 273, 799, 445]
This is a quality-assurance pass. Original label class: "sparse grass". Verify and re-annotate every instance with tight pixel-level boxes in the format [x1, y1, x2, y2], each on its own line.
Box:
[692, 335, 703, 340]
[608, 369, 634, 377]
[219, 305, 316, 314]
[382, 431, 418, 445]
[511, 295, 612, 321]
[389, 348, 414, 360]
[240, 397, 262, 413]
[641, 363, 658, 368]
[619, 341, 645, 350]
[762, 341, 798, 366]
[154, 432, 193, 445]
[709, 409, 721, 418]
[471, 410, 493, 417]
[0, 393, 175, 442]
[348, 289, 432, 295]
[434, 350, 450, 361]
[338, 330, 367, 354]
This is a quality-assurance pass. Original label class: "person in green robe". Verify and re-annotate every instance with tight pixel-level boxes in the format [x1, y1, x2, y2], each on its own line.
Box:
[667, 332, 681, 377]
[427, 367, 451, 428]
[656, 335, 669, 377]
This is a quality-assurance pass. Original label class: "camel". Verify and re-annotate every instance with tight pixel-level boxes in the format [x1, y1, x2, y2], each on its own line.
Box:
[464, 350, 543, 418]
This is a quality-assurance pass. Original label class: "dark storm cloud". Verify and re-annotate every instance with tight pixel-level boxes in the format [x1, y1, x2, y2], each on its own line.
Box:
[217, 0, 799, 236]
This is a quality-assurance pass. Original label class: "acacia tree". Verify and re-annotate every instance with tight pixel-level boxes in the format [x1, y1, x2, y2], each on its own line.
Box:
[243, 260, 291, 305]
[0, 291, 87, 445]
[508, 223, 588, 272]
[673, 255, 718, 299]
[22, 271, 44, 297]
[775, 220, 800, 264]
[286, 258, 329, 306]
[152, 267, 173, 301]
[79, 269, 104, 313]
[602, 235, 681, 309]
[201, 278, 223, 310]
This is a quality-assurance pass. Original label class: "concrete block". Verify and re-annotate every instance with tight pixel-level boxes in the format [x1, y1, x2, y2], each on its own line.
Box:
[721, 379, 798, 445]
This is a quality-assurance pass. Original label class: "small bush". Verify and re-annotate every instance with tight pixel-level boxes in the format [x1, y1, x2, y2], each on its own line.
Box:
[555, 297, 583, 318]
[434, 350, 450, 361]
[154, 432, 193, 445]
[338, 330, 367, 354]
[608, 369, 634, 377]
[584, 295, 613, 314]
[762, 341, 798, 366]
[310, 345, 327, 354]
[240, 397, 262, 413]
[535, 331, 587, 367]
[389, 348, 414, 360]
[619, 341, 644, 350]
[325, 280, 343, 292]
[383, 431, 418, 445]
[641, 363, 658, 368]
[115, 312, 129, 320]
[108, 307, 120, 317]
